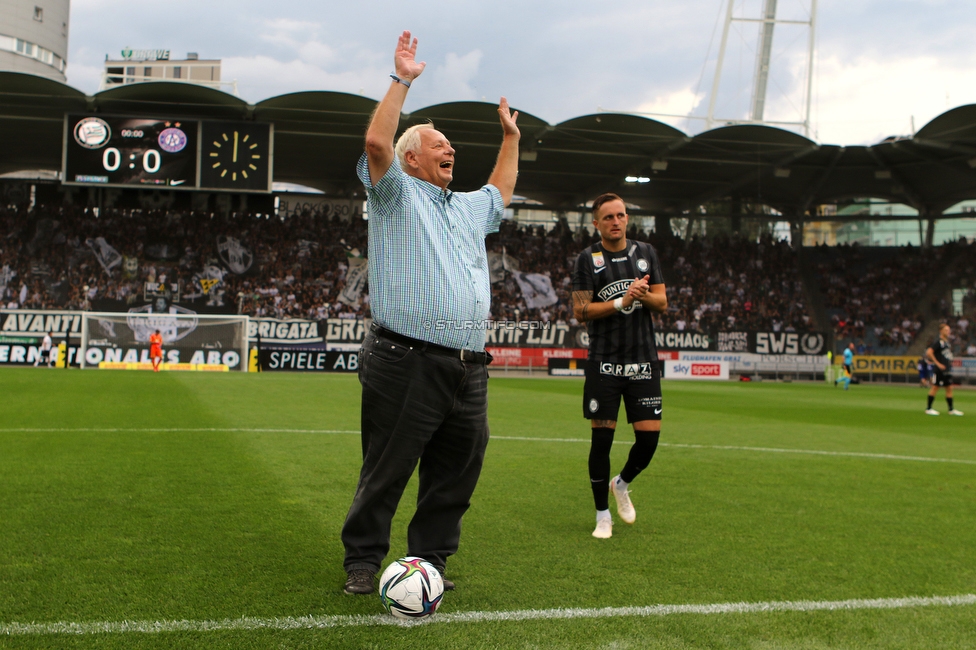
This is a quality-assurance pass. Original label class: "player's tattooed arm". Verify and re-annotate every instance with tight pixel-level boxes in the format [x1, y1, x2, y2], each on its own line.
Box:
[573, 290, 592, 322]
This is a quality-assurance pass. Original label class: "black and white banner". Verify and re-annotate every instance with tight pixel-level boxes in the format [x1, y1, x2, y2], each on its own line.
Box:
[655, 330, 714, 351]
[338, 257, 368, 309]
[258, 348, 359, 372]
[249, 318, 323, 345]
[86, 237, 122, 274]
[216, 235, 254, 274]
[657, 330, 826, 355]
[1, 309, 83, 339]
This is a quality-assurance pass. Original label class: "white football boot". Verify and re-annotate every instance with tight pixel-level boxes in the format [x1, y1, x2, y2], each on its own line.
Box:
[610, 475, 636, 524]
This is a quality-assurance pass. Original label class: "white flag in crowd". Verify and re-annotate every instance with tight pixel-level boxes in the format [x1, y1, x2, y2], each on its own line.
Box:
[86, 237, 122, 274]
[338, 256, 368, 309]
[0, 264, 16, 295]
[216, 235, 254, 274]
[192, 265, 227, 306]
[488, 247, 521, 284]
[513, 272, 559, 309]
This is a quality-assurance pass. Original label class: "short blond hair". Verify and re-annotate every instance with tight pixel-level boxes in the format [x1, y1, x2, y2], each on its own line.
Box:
[394, 122, 435, 169]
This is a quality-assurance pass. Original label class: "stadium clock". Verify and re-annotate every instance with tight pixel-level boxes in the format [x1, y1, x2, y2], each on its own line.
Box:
[199, 121, 273, 192]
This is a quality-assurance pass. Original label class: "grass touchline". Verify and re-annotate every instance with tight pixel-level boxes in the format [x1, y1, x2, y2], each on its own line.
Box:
[3, 594, 974, 636]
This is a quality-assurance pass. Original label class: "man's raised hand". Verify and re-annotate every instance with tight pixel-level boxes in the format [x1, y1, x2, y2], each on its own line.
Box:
[395, 31, 426, 82]
[498, 97, 520, 139]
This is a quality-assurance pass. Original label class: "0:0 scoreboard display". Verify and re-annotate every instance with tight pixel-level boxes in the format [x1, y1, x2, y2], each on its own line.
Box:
[62, 114, 273, 193]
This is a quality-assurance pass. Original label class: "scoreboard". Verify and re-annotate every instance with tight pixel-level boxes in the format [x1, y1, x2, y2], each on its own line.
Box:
[62, 115, 273, 193]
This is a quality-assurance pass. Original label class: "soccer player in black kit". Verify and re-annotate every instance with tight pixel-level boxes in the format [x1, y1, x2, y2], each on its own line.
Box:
[925, 322, 963, 416]
[572, 193, 668, 538]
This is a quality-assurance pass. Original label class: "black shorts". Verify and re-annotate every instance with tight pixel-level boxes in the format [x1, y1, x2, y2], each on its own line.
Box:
[933, 369, 953, 387]
[583, 360, 662, 423]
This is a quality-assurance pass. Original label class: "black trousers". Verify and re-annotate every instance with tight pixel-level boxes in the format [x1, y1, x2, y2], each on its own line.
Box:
[341, 329, 490, 573]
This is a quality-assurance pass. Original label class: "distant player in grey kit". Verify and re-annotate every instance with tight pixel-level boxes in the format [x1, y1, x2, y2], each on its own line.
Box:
[925, 323, 963, 416]
[572, 193, 668, 539]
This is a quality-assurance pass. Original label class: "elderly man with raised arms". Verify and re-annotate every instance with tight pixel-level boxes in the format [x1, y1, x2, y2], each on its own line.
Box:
[341, 31, 520, 595]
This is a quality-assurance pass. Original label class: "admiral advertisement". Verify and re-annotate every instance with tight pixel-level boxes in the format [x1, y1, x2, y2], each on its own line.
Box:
[849, 356, 922, 375]
[0, 310, 81, 366]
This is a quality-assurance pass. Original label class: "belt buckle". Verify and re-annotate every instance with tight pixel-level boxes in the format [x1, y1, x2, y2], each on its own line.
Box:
[459, 349, 468, 362]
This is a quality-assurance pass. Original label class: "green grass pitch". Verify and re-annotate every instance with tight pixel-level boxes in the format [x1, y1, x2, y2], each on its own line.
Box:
[0, 367, 974, 649]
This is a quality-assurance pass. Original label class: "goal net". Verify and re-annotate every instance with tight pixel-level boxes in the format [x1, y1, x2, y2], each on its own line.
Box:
[79, 311, 249, 371]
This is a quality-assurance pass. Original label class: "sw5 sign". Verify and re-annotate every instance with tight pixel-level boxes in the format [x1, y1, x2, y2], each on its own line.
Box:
[664, 360, 729, 380]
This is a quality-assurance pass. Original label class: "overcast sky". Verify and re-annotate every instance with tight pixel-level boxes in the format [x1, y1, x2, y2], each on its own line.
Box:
[64, 0, 976, 146]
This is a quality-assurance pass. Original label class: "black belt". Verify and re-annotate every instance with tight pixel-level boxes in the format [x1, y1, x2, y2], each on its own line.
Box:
[372, 326, 491, 365]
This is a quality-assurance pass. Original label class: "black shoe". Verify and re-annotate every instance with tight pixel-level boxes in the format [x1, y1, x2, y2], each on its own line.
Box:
[343, 569, 375, 595]
[432, 566, 455, 591]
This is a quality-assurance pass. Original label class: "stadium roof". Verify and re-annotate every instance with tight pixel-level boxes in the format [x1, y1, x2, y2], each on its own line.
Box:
[4, 71, 976, 219]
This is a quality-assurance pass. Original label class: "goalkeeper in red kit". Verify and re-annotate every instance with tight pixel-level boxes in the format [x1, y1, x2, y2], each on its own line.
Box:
[150, 329, 163, 372]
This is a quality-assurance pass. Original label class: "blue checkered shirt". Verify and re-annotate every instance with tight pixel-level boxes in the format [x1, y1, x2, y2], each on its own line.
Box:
[357, 154, 503, 351]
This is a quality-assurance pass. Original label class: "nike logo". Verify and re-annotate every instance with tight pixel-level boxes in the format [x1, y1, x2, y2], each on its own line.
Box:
[170, 180, 185, 186]
[654, 408, 662, 414]
[594, 266, 606, 273]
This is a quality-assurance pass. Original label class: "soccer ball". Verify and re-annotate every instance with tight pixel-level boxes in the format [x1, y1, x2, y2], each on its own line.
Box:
[379, 556, 444, 619]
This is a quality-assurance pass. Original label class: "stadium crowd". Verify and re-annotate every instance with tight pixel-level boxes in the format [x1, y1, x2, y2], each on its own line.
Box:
[485, 219, 813, 332]
[0, 202, 972, 355]
[811, 240, 975, 354]
[0, 203, 369, 320]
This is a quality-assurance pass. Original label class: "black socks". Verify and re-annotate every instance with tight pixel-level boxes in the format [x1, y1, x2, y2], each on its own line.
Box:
[588, 427, 614, 511]
[589, 428, 661, 509]
[621, 430, 661, 484]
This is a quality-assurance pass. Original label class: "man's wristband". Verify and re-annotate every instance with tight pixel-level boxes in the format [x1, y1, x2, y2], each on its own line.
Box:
[613, 297, 624, 311]
[390, 73, 411, 88]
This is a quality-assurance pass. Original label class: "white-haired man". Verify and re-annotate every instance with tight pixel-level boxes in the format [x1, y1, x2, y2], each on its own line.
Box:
[341, 31, 520, 595]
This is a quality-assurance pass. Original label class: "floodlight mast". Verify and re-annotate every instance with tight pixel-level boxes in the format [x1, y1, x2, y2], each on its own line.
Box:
[750, 0, 778, 122]
[705, 0, 735, 132]
[705, 0, 818, 138]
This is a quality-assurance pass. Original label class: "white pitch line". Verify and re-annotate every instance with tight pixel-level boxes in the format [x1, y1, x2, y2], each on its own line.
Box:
[2, 594, 973, 635]
[0, 428, 360, 434]
[488, 436, 976, 466]
[2, 428, 974, 465]
[658, 442, 976, 466]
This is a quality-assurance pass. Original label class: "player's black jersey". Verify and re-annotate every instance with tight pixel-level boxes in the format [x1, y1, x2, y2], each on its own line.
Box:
[573, 240, 665, 364]
[930, 338, 953, 368]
